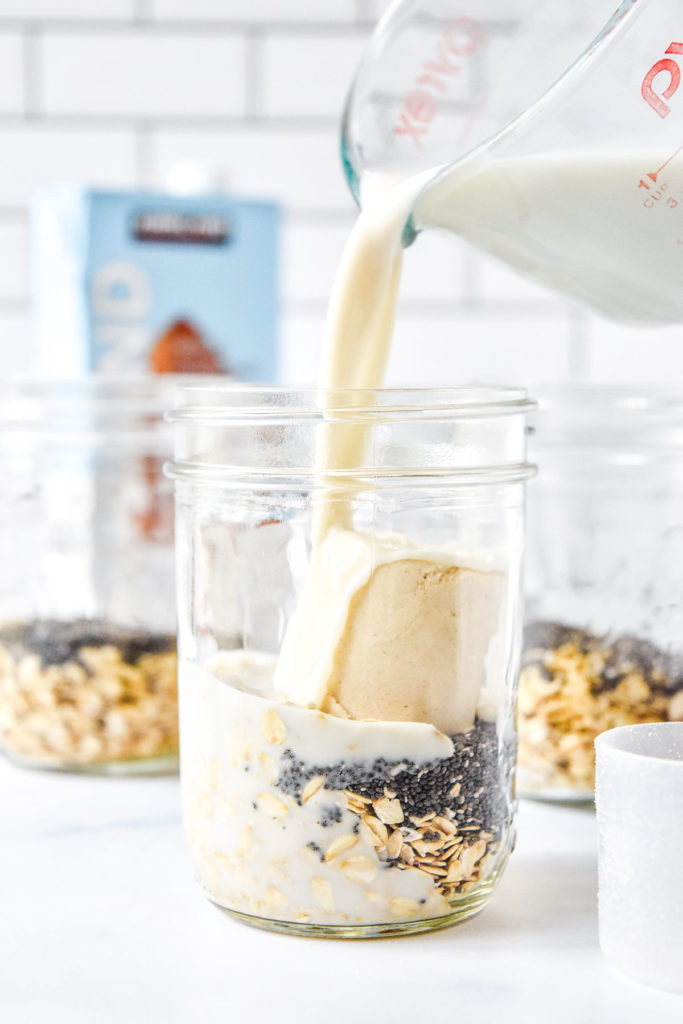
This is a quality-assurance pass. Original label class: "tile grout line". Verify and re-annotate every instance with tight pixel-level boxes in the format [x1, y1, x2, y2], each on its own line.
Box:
[460, 255, 480, 305]
[134, 0, 152, 25]
[355, 0, 377, 26]
[0, 113, 342, 130]
[0, 297, 30, 312]
[244, 27, 264, 122]
[567, 308, 591, 381]
[134, 120, 155, 187]
[0, 19, 369, 35]
[22, 24, 41, 120]
[0, 207, 28, 222]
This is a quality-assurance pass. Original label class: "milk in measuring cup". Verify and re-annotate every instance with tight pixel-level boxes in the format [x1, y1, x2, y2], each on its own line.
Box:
[414, 150, 683, 326]
[341, 0, 683, 325]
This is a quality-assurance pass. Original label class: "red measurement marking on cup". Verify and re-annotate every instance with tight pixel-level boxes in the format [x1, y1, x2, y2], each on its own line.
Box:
[394, 18, 486, 148]
[642, 42, 683, 118]
[639, 142, 683, 191]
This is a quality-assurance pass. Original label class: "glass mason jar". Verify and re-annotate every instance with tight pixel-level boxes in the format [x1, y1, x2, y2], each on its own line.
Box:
[0, 379, 179, 773]
[170, 385, 534, 937]
[518, 386, 683, 802]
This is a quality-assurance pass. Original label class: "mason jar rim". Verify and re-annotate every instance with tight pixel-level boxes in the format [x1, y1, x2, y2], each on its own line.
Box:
[0, 375, 207, 415]
[168, 384, 535, 423]
[529, 382, 683, 461]
[0, 375, 211, 447]
[0, 375, 230, 437]
[534, 382, 683, 409]
[168, 384, 536, 486]
[532, 382, 683, 424]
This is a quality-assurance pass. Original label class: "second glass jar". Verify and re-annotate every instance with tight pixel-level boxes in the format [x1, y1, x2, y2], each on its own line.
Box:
[519, 386, 683, 801]
[0, 379, 179, 773]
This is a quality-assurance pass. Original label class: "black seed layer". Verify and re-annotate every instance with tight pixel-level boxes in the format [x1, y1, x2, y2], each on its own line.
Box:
[524, 620, 683, 694]
[0, 619, 175, 668]
[275, 718, 512, 836]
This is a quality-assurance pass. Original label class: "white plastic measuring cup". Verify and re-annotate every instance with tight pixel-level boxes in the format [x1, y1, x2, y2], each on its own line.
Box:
[342, 0, 683, 324]
[595, 723, 683, 993]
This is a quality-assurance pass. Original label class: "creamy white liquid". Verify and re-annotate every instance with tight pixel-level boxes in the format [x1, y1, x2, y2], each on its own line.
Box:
[180, 654, 504, 927]
[416, 150, 683, 325]
[313, 173, 431, 541]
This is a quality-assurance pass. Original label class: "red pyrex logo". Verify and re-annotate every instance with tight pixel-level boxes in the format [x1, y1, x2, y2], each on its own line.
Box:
[642, 42, 683, 118]
[394, 17, 486, 147]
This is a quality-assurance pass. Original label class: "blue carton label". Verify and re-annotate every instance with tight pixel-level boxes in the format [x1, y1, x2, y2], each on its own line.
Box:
[31, 186, 280, 381]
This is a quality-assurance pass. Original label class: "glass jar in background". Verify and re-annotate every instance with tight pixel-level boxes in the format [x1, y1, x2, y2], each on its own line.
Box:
[519, 387, 683, 802]
[0, 380, 178, 773]
[170, 385, 534, 937]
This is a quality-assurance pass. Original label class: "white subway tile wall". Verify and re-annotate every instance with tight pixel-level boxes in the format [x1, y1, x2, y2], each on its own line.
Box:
[1, 1, 136, 20]
[0, 220, 29, 302]
[0, 0, 677, 380]
[0, 127, 139, 206]
[149, 128, 347, 209]
[262, 34, 368, 119]
[39, 32, 248, 117]
[150, 1, 361, 23]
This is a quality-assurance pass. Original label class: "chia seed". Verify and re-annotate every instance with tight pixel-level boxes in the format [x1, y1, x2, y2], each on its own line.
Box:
[524, 620, 683, 694]
[0, 618, 175, 668]
[318, 804, 343, 828]
[275, 717, 512, 838]
[306, 841, 325, 862]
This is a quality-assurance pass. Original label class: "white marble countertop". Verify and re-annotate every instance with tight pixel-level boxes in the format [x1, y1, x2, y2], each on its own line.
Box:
[1, 759, 680, 1023]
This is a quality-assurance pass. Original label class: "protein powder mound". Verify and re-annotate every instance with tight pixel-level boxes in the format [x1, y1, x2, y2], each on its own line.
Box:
[0, 618, 178, 768]
[518, 620, 683, 795]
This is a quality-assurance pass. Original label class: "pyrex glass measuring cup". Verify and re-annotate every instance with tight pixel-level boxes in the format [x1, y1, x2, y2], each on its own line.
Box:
[342, 0, 683, 324]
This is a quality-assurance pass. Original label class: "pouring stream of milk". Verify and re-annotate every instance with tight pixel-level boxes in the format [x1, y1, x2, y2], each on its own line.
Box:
[314, 170, 436, 542]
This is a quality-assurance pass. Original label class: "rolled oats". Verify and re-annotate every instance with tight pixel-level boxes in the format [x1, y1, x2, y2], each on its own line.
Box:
[258, 752, 278, 785]
[236, 826, 253, 857]
[359, 813, 389, 848]
[373, 796, 404, 824]
[399, 844, 415, 866]
[257, 792, 289, 819]
[0, 619, 177, 768]
[263, 886, 287, 911]
[385, 829, 403, 860]
[261, 708, 287, 745]
[301, 775, 324, 803]
[324, 833, 358, 861]
[340, 856, 377, 884]
[519, 621, 683, 795]
[311, 877, 335, 912]
[389, 898, 420, 919]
